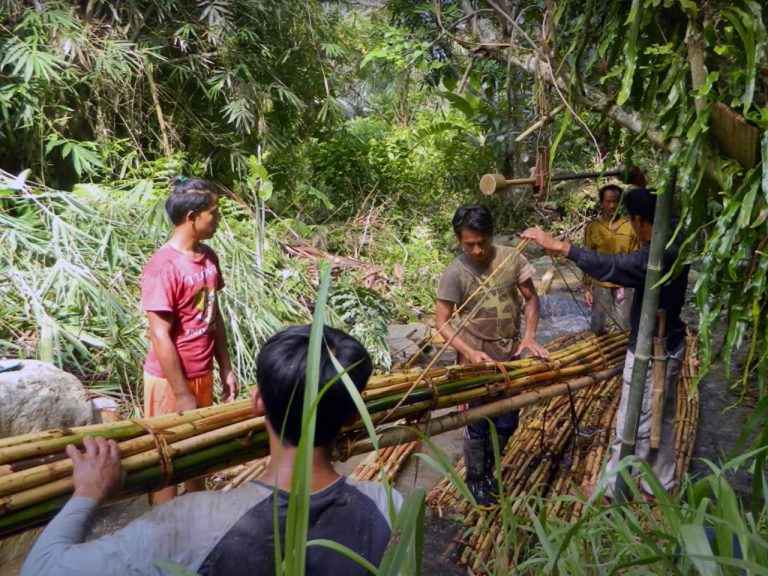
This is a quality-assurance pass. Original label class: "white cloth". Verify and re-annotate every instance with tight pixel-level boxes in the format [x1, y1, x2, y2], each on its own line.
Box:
[605, 339, 686, 496]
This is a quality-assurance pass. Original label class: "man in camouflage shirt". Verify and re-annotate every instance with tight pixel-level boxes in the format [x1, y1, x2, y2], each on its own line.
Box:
[436, 206, 547, 506]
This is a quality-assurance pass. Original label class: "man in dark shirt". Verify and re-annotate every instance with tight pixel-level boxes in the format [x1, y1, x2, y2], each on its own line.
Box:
[522, 188, 689, 497]
[22, 326, 401, 576]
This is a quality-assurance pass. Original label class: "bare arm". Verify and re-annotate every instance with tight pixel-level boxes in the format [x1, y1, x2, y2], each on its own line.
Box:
[147, 311, 197, 411]
[435, 299, 492, 364]
[214, 307, 238, 402]
[515, 279, 549, 358]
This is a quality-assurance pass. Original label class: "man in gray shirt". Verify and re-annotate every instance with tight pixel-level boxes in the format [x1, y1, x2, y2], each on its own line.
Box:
[22, 325, 402, 575]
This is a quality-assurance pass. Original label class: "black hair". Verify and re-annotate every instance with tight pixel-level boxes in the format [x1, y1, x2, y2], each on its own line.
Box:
[622, 188, 657, 223]
[452, 205, 494, 236]
[598, 183, 623, 203]
[164, 177, 218, 225]
[256, 325, 373, 447]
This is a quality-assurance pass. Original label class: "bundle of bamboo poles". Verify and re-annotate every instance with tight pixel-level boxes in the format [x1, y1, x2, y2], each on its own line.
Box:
[0, 331, 625, 537]
[426, 331, 700, 573]
[214, 439, 417, 490]
[349, 442, 418, 483]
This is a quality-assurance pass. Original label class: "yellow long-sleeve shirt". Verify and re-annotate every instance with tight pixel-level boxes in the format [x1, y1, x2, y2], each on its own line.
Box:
[583, 217, 639, 289]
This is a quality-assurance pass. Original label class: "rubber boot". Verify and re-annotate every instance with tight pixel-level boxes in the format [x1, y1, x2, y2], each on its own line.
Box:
[483, 434, 510, 497]
[464, 436, 497, 507]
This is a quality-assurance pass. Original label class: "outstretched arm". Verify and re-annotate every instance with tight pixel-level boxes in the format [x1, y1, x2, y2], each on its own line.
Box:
[521, 227, 648, 288]
[21, 437, 124, 576]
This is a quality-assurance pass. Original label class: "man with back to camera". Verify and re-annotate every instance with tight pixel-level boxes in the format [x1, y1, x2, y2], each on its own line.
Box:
[435, 205, 548, 507]
[583, 183, 638, 334]
[522, 187, 689, 498]
[22, 325, 402, 576]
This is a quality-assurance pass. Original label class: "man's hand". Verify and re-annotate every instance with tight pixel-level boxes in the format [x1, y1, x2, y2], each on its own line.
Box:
[515, 338, 549, 359]
[521, 228, 569, 257]
[175, 390, 198, 412]
[584, 288, 593, 307]
[466, 349, 493, 365]
[220, 367, 238, 403]
[68, 436, 124, 503]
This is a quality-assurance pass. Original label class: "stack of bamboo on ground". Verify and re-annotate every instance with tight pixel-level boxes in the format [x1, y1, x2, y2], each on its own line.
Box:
[349, 441, 418, 482]
[426, 331, 700, 573]
[0, 331, 625, 537]
[214, 439, 417, 490]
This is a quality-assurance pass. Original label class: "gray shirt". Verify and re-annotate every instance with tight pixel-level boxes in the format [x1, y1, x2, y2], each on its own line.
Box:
[21, 477, 401, 576]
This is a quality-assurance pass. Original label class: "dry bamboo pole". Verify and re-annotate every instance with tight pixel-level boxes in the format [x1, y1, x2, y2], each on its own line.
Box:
[365, 332, 626, 406]
[1, 416, 267, 514]
[340, 365, 622, 459]
[0, 407, 257, 496]
[218, 457, 270, 491]
[0, 400, 252, 461]
[0, 332, 629, 537]
[537, 266, 556, 295]
[440, 372, 627, 568]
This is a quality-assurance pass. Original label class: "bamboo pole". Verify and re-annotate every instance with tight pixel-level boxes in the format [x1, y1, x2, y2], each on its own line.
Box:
[0, 400, 252, 462]
[0, 331, 628, 537]
[340, 365, 621, 459]
[614, 168, 677, 503]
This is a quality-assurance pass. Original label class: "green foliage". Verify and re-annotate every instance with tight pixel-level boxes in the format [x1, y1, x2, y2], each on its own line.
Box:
[0, 0, 347, 187]
[0, 163, 310, 401]
[329, 284, 392, 371]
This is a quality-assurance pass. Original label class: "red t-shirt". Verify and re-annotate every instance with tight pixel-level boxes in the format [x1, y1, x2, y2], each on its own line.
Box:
[141, 244, 225, 378]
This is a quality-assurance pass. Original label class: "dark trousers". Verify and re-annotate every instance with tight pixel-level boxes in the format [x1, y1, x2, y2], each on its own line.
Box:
[465, 402, 519, 440]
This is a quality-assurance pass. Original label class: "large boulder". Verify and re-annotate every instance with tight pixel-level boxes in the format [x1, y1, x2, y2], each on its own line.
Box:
[0, 360, 96, 569]
[0, 360, 95, 438]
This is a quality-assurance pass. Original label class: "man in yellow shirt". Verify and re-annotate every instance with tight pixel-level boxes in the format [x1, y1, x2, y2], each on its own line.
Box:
[583, 184, 638, 333]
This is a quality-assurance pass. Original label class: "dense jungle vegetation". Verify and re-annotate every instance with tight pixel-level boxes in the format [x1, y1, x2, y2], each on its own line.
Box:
[1, 0, 765, 398]
[1, 1, 768, 574]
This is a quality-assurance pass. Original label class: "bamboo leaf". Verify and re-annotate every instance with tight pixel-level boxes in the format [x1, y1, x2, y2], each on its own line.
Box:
[306, 539, 378, 574]
[376, 489, 425, 576]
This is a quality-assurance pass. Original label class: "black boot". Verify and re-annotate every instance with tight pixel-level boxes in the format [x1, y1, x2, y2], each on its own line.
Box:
[483, 434, 510, 497]
[464, 437, 497, 507]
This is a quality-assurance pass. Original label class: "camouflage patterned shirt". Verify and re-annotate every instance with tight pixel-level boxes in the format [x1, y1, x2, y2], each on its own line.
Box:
[437, 245, 536, 361]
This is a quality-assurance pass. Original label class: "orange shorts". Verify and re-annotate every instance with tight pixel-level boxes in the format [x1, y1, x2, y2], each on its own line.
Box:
[143, 372, 214, 417]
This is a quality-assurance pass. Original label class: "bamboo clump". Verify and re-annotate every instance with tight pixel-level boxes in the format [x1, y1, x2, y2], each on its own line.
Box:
[0, 331, 626, 537]
[426, 330, 700, 573]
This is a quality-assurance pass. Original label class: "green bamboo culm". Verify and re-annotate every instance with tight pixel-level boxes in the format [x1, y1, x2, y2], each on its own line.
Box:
[614, 167, 678, 503]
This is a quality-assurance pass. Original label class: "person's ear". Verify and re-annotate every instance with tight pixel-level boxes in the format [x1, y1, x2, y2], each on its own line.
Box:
[251, 388, 266, 417]
[185, 209, 197, 224]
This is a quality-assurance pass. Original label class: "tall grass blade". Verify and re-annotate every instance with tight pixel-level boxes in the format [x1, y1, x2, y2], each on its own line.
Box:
[283, 262, 331, 576]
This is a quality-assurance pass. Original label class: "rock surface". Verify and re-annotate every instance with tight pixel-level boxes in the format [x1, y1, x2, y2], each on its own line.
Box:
[0, 360, 95, 569]
[0, 360, 95, 438]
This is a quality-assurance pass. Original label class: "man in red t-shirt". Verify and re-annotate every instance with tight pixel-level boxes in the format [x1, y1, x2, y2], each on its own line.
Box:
[140, 177, 238, 504]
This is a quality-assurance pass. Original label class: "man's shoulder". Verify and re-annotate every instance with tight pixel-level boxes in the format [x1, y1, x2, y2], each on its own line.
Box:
[198, 243, 220, 262]
[144, 245, 180, 271]
[440, 253, 470, 280]
[150, 481, 272, 522]
[343, 478, 403, 523]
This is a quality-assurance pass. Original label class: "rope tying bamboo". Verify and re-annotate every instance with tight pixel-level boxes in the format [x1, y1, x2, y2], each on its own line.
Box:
[494, 362, 511, 389]
[135, 422, 174, 489]
[423, 375, 441, 411]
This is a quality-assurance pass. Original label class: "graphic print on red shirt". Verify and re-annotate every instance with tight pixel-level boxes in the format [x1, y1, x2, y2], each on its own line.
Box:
[141, 244, 225, 378]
